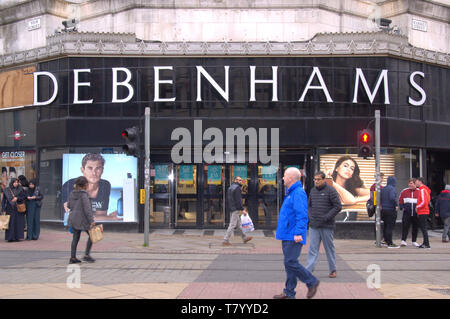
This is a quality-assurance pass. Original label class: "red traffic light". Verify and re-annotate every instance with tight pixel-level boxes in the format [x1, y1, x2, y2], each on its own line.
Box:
[121, 127, 138, 140]
[357, 129, 374, 159]
[121, 126, 140, 157]
[361, 132, 370, 143]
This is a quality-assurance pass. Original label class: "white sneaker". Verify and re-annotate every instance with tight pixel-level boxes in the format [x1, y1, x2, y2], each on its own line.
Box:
[400, 240, 407, 247]
[412, 242, 420, 247]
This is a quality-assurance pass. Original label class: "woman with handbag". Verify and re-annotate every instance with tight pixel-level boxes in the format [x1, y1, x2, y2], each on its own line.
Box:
[26, 179, 44, 240]
[67, 176, 96, 264]
[3, 178, 26, 242]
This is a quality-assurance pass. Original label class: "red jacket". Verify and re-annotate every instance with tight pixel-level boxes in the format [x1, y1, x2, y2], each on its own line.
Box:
[416, 185, 431, 215]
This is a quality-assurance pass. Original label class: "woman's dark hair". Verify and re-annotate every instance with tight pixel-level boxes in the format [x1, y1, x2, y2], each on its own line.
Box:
[9, 178, 18, 188]
[74, 176, 88, 190]
[18, 175, 29, 187]
[29, 178, 38, 187]
[331, 155, 364, 196]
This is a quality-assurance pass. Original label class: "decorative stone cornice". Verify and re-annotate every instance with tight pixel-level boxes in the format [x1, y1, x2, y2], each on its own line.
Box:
[0, 31, 448, 68]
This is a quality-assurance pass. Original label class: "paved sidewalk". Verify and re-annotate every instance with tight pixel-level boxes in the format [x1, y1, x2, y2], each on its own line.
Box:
[0, 227, 448, 299]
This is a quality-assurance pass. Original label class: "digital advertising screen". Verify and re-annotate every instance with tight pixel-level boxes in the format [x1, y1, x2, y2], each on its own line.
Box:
[62, 153, 138, 222]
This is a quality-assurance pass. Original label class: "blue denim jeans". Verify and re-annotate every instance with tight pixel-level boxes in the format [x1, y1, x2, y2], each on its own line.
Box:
[306, 227, 336, 273]
[282, 240, 318, 298]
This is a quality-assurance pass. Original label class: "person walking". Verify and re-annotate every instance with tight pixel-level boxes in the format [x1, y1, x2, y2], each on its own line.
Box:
[2, 178, 27, 242]
[305, 171, 342, 278]
[380, 176, 399, 248]
[25, 179, 44, 240]
[67, 176, 96, 264]
[398, 178, 420, 247]
[415, 177, 431, 249]
[273, 167, 320, 299]
[435, 184, 450, 243]
[222, 176, 252, 246]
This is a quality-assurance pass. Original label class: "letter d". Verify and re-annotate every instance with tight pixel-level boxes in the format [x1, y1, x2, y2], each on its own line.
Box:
[34, 72, 58, 106]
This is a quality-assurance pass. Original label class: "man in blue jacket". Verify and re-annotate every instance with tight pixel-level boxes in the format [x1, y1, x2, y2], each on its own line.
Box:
[273, 167, 320, 299]
[380, 176, 399, 248]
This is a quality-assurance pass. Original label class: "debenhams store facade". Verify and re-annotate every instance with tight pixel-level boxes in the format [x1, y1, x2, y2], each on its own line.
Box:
[1, 32, 449, 234]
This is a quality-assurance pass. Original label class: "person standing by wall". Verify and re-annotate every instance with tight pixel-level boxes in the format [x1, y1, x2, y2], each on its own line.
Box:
[25, 179, 44, 240]
[222, 176, 252, 246]
[68, 176, 96, 264]
[398, 178, 420, 247]
[305, 171, 342, 278]
[273, 167, 320, 299]
[415, 177, 431, 249]
[435, 184, 450, 243]
[380, 176, 399, 248]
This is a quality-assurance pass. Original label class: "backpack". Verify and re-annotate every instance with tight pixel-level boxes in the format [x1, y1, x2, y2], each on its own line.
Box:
[366, 197, 376, 218]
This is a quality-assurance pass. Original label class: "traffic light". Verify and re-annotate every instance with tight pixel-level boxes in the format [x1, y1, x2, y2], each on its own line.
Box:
[121, 126, 140, 157]
[358, 128, 374, 159]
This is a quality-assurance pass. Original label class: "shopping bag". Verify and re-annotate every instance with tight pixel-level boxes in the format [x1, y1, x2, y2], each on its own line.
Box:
[88, 224, 103, 243]
[0, 214, 10, 231]
[63, 210, 70, 227]
[240, 214, 254, 233]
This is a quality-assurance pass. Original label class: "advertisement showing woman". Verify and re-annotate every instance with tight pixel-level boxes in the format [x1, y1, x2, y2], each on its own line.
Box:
[330, 155, 370, 206]
[320, 153, 396, 221]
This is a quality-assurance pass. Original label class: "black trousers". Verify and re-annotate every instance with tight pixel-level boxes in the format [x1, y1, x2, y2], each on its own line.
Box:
[417, 215, 430, 246]
[401, 212, 419, 242]
[71, 229, 92, 259]
[381, 209, 397, 245]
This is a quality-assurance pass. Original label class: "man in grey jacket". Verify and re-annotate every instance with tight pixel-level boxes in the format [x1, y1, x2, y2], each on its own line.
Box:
[306, 171, 342, 278]
[223, 176, 253, 246]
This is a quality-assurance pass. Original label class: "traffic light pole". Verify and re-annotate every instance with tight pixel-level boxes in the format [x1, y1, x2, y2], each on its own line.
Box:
[144, 107, 150, 246]
[375, 110, 382, 248]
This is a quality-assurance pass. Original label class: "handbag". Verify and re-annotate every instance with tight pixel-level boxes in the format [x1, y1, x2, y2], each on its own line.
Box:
[88, 224, 104, 243]
[240, 214, 255, 233]
[366, 198, 376, 218]
[9, 189, 26, 213]
[0, 214, 10, 231]
[16, 202, 26, 213]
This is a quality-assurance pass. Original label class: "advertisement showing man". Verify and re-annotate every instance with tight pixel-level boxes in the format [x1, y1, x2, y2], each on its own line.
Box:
[62, 153, 137, 222]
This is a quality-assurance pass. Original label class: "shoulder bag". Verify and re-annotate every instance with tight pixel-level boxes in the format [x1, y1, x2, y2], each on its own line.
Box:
[10, 189, 26, 213]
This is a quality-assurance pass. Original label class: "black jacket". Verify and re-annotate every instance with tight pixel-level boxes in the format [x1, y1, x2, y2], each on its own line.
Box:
[227, 182, 244, 213]
[308, 183, 342, 228]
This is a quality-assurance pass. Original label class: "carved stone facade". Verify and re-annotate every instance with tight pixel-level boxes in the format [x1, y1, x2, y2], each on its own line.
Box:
[0, 0, 449, 56]
[1, 31, 448, 69]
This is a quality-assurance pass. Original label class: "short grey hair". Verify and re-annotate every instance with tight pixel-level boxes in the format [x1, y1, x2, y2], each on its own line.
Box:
[285, 167, 301, 181]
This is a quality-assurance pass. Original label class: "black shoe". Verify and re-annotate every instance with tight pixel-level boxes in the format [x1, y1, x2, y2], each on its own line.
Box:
[273, 292, 295, 299]
[83, 255, 95, 263]
[69, 258, 82, 264]
[307, 280, 320, 299]
[418, 244, 431, 249]
[387, 244, 400, 249]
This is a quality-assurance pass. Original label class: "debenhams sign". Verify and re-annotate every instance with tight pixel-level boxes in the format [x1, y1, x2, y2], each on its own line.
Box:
[33, 66, 427, 106]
